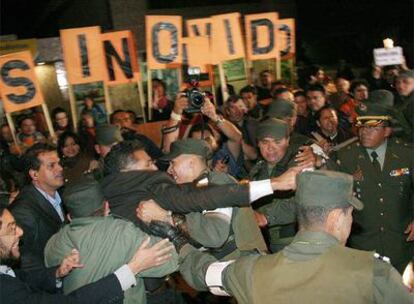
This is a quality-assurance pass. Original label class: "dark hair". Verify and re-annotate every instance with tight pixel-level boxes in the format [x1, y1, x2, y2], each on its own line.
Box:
[239, 85, 257, 95]
[57, 131, 81, 158]
[52, 107, 67, 120]
[109, 109, 134, 124]
[297, 204, 350, 229]
[306, 84, 326, 95]
[189, 123, 214, 138]
[272, 87, 291, 98]
[17, 115, 35, 128]
[225, 95, 243, 105]
[294, 90, 306, 98]
[152, 78, 167, 91]
[22, 143, 56, 181]
[350, 79, 369, 94]
[103, 140, 146, 175]
[314, 105, 337, 122]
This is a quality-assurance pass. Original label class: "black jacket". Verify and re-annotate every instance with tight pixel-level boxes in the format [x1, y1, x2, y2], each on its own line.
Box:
[101, 170, 250, 226]
[0, 268, 123, 304]
[9, 184, 64, 271]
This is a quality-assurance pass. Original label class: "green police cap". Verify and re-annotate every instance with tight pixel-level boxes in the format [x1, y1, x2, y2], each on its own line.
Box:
[160, 138, 212, 161]
[397, 69, 414, 79]
[356, 90, 393, 127]
[266, 99, 296, 119]
[63, 176, 105, 218]
[96, 124, 123, 146]
[256, 118, 289, 141]
[296, 170, 363, 210]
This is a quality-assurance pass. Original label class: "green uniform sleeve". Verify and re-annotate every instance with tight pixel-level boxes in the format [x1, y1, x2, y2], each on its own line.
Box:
[186, 212, 231, 248]
[179, 244, 260, 304]
[257, 197, 296, 226]
[221, 255, 260, 304]
[373, 259, 414, 303]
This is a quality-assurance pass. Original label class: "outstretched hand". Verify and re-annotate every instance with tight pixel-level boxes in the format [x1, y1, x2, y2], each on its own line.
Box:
[127, 237, 174, 275]
[56, 249, 84, 278]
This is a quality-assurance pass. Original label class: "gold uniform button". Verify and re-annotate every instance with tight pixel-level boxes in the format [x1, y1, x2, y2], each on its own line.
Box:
[379, 198, 384, 202]
[378, 183, 382, 187]
[380, 227, 384, 232]
[380, 212, 384, 216]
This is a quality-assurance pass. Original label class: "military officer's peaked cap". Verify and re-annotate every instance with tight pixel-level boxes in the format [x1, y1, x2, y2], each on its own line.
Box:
[256, 118, 289, 141]
[160, 138, 212, 161]
[355, 90, 393, 127]
[63, 176, 105, 218]
[296, 170, 364, 210]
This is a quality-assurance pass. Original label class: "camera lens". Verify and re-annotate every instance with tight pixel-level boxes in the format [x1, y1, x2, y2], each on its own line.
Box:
[190, 90, 204, 108]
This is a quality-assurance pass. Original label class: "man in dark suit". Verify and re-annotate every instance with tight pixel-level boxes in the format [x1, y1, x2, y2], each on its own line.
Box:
[333, 90, 414, 273]
[0, 205, 172, 303]
[9, 144, 65, 271]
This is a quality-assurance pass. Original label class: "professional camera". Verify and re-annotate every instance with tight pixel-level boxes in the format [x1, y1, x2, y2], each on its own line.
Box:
[183, 67, 206, 113]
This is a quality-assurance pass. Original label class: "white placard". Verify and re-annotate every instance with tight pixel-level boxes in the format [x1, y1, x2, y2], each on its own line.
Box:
[373, 47, 403, 66]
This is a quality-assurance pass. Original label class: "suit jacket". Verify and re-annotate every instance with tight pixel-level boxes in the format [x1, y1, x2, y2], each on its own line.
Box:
[0, 268, 123, 304]
[334, 138, 414, 273]
[101, 170, 250, 226]
[9, 184, 64, 271]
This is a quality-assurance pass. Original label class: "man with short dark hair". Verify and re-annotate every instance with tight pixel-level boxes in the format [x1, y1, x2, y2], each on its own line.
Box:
[9, 143, 65, 271]
[16, 115, 46, 149]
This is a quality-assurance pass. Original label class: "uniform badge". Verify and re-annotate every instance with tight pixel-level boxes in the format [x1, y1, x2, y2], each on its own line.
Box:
[389, 168, 410, 177]
[353, 168, 364, 182]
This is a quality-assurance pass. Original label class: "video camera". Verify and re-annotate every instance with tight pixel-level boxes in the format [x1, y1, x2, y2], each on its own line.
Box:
[183, 67, 206, 113]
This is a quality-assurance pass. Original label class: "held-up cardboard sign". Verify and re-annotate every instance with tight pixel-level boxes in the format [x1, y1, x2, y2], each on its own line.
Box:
[146, 15, 183, 69]
[245, 12, 280, 61]
[101, 30, 141, 85]
[278, 18, 296, 60]
[186, 18, 212, 38]
[373, 47, 404, 67]
[60, 26, 107, 85]
[0, 51, 44, 113]
[211, 13, 245, 63]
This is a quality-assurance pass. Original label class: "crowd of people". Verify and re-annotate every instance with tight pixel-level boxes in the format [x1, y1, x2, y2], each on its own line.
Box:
[0, 62, 413, 303]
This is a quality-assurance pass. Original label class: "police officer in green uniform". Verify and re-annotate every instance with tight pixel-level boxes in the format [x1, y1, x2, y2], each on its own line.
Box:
[45, 177, 178, 304]
[150, 170, 414, 304]
[249, 118, 316, 252]
[137, 138, 270, 259]
[332, 90, 414, 273]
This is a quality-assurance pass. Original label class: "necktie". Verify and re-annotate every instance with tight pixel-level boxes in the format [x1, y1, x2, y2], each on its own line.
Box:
[371, 151, 382, 173]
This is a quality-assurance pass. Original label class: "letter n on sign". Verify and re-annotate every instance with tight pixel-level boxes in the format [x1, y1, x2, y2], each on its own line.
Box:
[60, 26, 106, 85]
[245, 12, 279, 61]
[0, 51, 44, 113]
[101, 30, 141, 85]
[146, 16, 182, 70]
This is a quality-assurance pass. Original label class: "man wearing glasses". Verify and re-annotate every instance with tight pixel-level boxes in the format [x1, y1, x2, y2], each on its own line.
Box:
[333, 90, 414, 274]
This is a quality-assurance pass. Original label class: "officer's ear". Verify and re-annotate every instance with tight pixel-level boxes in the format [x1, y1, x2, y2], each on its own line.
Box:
[67, 213, 73, 223]
[103, 201, 110, 216]
[384, 127, 392, 138]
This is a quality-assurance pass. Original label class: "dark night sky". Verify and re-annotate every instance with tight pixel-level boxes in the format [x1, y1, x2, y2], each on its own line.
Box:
[1, 0, 413, 67]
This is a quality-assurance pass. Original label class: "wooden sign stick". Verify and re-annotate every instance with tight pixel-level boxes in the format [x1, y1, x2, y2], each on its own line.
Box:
[41, 103, 55, 139]
[68, 84, 78, 132]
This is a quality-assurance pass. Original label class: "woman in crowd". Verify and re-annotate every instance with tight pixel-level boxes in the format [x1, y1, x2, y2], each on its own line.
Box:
[57, 131, 98, 185]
